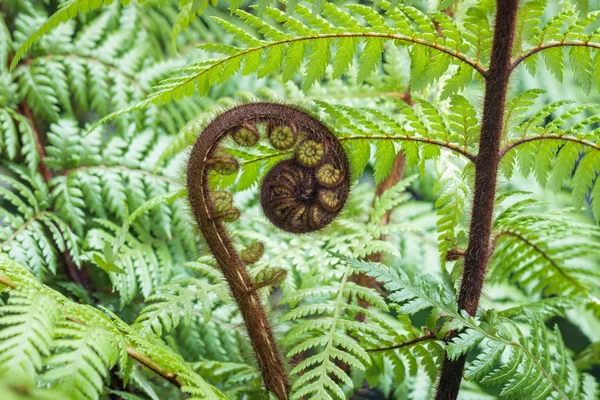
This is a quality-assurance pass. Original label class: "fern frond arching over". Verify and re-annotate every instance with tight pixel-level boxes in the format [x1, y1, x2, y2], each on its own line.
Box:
[91, 1, 489, 129]
[511, 4, 600, 88]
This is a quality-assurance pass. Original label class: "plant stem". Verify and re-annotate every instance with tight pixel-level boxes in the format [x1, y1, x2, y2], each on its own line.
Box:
[126, 346, 182, 388]
[0, 275, 16, 289]
[366, 333, 436, 352]
[434, 1, 520, 399]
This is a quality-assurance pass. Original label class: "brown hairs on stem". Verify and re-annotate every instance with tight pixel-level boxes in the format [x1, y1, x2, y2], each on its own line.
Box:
[186, 102, 350, 399]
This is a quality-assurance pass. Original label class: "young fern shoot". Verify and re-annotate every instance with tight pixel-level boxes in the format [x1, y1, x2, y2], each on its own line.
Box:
[186, 102, 350, 399]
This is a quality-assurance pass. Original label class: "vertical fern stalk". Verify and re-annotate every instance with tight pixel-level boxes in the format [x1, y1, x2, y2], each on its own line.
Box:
[186, 103, 350, 399]
[434, 1, 520, 399]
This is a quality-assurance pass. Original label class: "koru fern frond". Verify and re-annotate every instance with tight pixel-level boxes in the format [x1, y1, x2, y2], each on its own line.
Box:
[185, 102, 355, 398]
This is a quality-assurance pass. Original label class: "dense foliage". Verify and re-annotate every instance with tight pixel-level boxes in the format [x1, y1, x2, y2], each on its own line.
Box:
[0, 0, 599, 399]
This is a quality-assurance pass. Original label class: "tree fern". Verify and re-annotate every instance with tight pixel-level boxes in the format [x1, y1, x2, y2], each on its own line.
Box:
[1, 0, 599, 398]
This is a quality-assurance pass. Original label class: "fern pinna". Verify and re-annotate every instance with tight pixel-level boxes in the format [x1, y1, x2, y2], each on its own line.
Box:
[1, 0, 600, 399]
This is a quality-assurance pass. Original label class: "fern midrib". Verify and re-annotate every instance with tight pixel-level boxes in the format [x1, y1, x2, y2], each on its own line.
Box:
[0, 211, 46, 247]
[156, 31, 486, 94]
[511, 40, 600, 70]
[317, 262, 352, 393]
[497, 230, 589, 294]
[499, 134, 600, 159]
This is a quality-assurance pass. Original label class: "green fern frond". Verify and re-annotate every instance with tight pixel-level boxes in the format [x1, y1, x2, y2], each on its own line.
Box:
[90, 1, 486, 129]
[10, 0, 135, 70]
[433, 157, 469, 260]
[490, 196, 600, 311]
[502, 101, 600, 218]
[0, 253, 226, 399]
[43, 321, 119, 400]
[350, 255, 594, 399]
[513, 3, 600, 85]
[282, 262, 381, 400]
[0, 165, 80, 280]
[463, 317, 589, 400]
[134, 278, 228, 337]
[0, 291, 61, 384]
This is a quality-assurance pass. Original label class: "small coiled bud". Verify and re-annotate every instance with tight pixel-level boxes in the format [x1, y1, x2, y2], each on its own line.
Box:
[241, 241, 265, 265]
[254, 267, 288, 290]
[207, 148, 239, 175]
[268, 124, 297, 150]
[296, 139, 325, 167]
[316, 163, 344, 188]
[317, 189, 343, 213]
[232, 123, 260, 146]
[212, 190, 240, 222]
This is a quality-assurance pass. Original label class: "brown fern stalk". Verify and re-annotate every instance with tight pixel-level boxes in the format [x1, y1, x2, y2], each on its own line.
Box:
[434, 1, 520, 399]
[186, 102, 350, 399]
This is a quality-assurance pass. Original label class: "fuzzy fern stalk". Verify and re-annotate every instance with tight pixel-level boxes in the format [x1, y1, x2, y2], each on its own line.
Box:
[186, 102, 350, 399]
[434, 1, 521, 398]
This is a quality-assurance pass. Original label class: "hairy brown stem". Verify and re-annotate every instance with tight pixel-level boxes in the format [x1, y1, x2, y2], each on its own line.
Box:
[434, 1, 520, 399]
